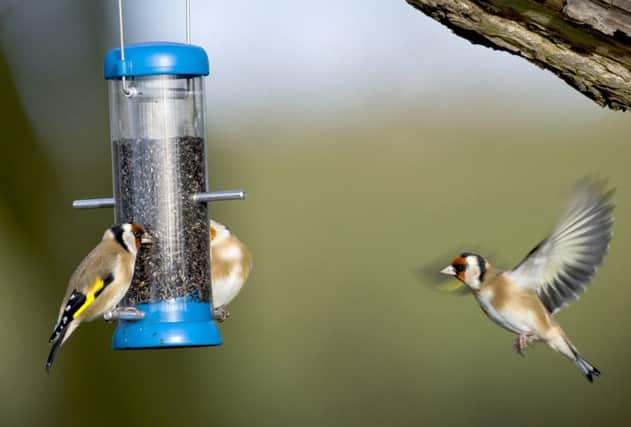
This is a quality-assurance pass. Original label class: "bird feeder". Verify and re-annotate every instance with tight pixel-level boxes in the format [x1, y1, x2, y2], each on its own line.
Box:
[73, 4, 244, 349]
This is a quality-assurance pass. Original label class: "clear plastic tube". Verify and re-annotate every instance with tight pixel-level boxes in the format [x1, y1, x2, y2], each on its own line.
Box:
[109, 75, 210, 305]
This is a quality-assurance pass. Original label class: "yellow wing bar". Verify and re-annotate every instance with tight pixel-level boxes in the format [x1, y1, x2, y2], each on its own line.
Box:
[72, 278, 105, 319]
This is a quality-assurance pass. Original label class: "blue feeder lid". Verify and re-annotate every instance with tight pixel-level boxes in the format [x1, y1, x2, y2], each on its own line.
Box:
[104, 42, 209, 79]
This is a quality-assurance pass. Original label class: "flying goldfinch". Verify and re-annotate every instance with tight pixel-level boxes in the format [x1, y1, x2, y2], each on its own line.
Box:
[210, 220, 252, 321]
[440, 180, 614, 382]
[46, 223, 151, 372]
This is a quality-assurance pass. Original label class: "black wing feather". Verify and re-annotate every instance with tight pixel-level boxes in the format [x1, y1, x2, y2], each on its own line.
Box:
[48, 290, 86, 343]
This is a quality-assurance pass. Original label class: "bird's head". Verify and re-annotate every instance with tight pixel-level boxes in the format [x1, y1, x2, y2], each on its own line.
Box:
[106, 223, 152, 255]
[440, 252, 488, 290]
[210, 220, 231, 247]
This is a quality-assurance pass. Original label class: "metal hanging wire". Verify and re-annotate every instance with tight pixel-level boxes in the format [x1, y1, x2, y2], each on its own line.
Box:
[116, 0, 192, 96]
[186, 0, 191, 44]
[117, 0, 136, 97]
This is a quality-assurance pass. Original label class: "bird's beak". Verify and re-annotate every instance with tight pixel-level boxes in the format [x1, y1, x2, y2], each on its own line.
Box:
[440, 265, 456, 276]
[141, 234, 153, 245]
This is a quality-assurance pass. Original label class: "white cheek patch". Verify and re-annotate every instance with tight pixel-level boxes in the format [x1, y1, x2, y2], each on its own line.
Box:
[123, 232, 137, 255]
[465, 258, 481, 288]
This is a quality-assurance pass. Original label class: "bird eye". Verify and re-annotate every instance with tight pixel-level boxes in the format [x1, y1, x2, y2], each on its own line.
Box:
[453, 264, 466, 273]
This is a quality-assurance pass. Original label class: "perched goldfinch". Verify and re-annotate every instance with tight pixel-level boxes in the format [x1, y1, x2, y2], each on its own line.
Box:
[46, 223, 151, 372]
[440, 180, 613, 382]
[210, 220, 252, 321]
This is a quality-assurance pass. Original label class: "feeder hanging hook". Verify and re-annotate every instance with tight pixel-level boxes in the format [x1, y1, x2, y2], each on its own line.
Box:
[117, 0, 136, 97]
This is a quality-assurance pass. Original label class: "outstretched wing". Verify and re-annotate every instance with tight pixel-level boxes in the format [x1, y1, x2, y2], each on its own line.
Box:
[505, 180, 614, 314]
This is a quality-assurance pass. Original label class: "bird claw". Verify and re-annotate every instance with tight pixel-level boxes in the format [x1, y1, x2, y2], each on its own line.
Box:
[513, 332, 533, 357]
[104, 306, 144, 322]
[213, 305, 230, 323]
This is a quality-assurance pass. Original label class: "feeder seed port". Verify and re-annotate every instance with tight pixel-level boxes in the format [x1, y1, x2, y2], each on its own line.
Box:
[104, 305, 232, 325]
[103, 306, 145, 322]
[212, 305, 230, 323]
[72, 190, 246, 209]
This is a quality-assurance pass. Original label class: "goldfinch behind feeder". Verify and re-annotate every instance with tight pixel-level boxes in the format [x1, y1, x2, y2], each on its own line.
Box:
[439, 180, 614, 382]
[46, 223, 151, 372]
[210, 220, 252, 321]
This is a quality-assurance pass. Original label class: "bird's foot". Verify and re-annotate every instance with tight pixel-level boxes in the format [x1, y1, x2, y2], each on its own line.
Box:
[512, 332, 533, 357]
[213, 305, 231, 323]
[103, 306, 145, 322]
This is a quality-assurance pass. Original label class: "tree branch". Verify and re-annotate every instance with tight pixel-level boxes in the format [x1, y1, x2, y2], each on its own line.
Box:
[406, 0, 631, 111]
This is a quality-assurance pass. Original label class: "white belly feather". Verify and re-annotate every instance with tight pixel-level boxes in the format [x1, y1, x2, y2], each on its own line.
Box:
[476, 291, 539, 335]
[211, 266, 245, 307]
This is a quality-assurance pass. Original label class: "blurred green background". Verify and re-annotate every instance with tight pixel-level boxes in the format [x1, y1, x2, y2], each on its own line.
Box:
[1, 1, 631, 426]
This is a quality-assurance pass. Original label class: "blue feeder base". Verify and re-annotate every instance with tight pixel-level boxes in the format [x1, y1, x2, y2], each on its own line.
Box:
[112, 297, 222, 350]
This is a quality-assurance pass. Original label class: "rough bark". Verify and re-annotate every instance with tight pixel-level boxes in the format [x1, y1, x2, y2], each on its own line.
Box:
[406, 0, 631, 111]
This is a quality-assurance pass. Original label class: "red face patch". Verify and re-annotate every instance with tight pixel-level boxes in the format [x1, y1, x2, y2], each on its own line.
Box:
[451, 256, 467, 282]
[131, 223, 146, 234]
[452, 256, 466, 266]
[130, 223, 146, 249]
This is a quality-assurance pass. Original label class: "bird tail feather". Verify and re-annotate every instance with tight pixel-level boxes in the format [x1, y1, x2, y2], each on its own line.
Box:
[561, 336, 600, 383]
[46, 327, 68, 373]
[575, 355, 600, 383]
